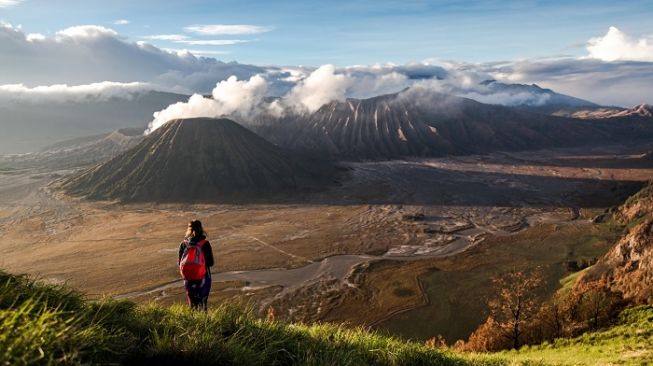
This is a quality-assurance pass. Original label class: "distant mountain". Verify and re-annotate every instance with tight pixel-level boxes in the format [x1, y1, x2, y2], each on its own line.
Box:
[0, 91, 187, 154]
[250, 91, 650, 161]
[478, 80, 600, 114]
[62, 118, 335, 202]
[0, 128, 143, 170]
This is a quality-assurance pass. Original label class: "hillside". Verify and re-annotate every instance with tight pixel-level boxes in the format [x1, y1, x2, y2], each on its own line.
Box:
[2, 269, 653, 365]
[580, 182, 653, 304]
[252, 91, 653, 160]
[61, 118, 336, 202]
[472, 305, 653, 365]
[0, 270, 470, 366]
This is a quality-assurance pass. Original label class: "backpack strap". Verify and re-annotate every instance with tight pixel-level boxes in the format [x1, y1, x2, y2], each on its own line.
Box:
[198, 239, 207, 248]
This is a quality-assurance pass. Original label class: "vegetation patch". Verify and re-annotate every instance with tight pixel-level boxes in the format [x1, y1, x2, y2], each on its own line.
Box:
[469, 306, 653, 365]
[0, 270, 474, 366]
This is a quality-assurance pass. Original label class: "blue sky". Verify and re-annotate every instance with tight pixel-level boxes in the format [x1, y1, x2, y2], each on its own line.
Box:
[2, 0, 653, 66]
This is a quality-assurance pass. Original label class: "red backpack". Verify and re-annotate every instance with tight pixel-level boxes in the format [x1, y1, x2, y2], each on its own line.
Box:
[179, 239, 207, 281]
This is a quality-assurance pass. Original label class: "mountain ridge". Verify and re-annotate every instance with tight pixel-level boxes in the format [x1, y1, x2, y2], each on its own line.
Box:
[250, 90, 652, 160]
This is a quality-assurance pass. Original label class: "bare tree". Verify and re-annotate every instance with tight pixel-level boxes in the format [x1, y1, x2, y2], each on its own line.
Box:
[576, 279, 622, 330]
[488, 269, 543, 349]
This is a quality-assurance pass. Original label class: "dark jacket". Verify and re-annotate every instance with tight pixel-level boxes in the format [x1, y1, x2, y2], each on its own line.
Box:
[178, 235, 215, 270]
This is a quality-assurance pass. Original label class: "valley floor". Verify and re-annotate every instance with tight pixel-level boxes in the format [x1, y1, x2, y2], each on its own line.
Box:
[1, 142, 652, 343]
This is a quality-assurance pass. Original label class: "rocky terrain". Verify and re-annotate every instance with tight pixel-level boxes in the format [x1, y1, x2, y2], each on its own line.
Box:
[560, 104, 653, 120]
[582, 182, 653, 304]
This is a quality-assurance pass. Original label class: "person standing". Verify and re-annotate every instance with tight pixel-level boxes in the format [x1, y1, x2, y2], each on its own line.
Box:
[178, 220, 214, 311]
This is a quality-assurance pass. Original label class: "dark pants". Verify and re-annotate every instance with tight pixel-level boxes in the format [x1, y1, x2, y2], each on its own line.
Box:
[184, 272, 212, 311]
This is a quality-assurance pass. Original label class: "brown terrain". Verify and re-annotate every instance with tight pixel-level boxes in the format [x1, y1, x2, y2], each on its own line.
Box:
[1, 141, 653, 343]
[566, 104, 653, 120]
[580, 182, 653, 304]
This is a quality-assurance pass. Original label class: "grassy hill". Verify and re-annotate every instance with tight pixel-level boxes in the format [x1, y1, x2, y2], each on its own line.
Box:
[0, 270, 470, 365]
[2, 269, 652, 365]
[471, 306, 653, 365]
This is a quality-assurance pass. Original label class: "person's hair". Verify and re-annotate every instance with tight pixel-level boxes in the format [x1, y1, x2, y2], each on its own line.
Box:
[185, 220, 206, 238]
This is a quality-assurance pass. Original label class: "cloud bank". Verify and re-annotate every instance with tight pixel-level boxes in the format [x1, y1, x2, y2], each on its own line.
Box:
[0, 23, 652, 124]
[0, 22, 267, 92]
[0, 81, 159, 104]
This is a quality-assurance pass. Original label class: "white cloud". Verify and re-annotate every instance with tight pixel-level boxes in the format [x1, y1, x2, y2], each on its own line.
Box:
[55, 25, 118, 40]
[26, 33, 45, 42]
[1, 22, 652, 114]
[184, 24, 273, 35]
[144, 34, 189, 42]
[587, 26, 653, 62]
[162, 48, 230, 56]
[0, 23, 268, 92]
[0, 0, 23, 7]
[175, 39, 248, 46]
[114, 19, 130, 25]
[0, 81, 160, 104]
[490, 58, 653, 106]
[144, 34, 248, 46]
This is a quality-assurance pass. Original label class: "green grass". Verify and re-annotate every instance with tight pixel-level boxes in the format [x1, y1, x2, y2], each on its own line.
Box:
[469, 306, 653, 365]
[2, 269, 652, 365]
[557, 268, 587, 296]
[0, 270, 476, 366]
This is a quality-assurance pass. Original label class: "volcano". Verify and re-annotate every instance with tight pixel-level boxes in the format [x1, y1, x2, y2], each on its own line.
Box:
[62, 118, 334, 202]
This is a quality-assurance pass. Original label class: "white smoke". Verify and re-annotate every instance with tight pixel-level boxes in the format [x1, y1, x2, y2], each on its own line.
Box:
[146, 75, 268, 133]
[145, 61, 573, 133]
[147, 65, 356, 133]
[282, 64, 351, 112]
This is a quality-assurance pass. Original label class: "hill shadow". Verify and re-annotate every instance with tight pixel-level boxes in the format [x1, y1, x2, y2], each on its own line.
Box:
[87, 162, 648, 209]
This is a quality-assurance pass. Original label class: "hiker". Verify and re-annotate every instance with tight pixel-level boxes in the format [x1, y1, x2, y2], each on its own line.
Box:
[178, 220, 215, 311]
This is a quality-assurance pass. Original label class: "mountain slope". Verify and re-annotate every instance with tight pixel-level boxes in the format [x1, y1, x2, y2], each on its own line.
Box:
[62, 118, 334, 202]
[0, 269, 478, 366]
[252, 91, 647, 160]
[581, 183, 653, 304]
